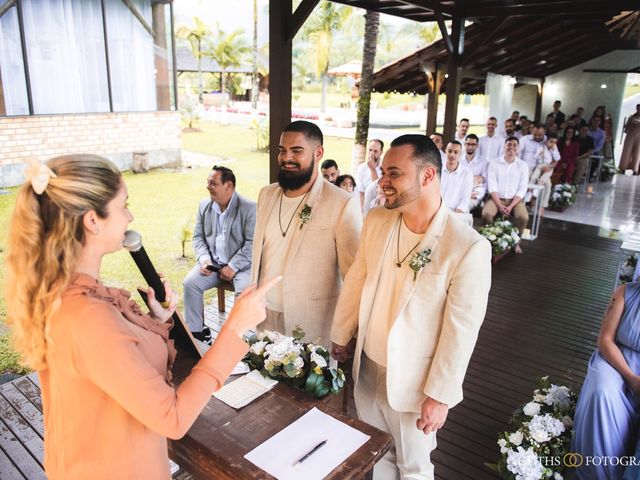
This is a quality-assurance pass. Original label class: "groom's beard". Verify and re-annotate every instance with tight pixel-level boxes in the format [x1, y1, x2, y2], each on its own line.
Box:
[278, 158, 315, 191]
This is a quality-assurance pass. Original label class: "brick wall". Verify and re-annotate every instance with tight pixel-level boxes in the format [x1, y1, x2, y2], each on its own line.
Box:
[0, 111, 182, 187]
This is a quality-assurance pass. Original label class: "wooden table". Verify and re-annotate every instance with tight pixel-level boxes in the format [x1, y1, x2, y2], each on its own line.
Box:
[169, 352, 393, 479]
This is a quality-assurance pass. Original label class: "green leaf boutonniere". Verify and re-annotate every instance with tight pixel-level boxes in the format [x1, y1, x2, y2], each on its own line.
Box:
[299, 204, 312, 228]
[408, 248, 432, 281]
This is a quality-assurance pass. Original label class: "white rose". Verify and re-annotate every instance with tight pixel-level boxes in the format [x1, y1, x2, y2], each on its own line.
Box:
[534, 394, 546, 403]
[509, 431, 524, 446]
[554, 473, 563, 480]
[310, 351, 327, 368]
[250, 341, 267, 356]
[498, 438, 507, 448]
[530, 428, 550, 443]
[523, 402, 541, 416]
[293, 356, 304, 369]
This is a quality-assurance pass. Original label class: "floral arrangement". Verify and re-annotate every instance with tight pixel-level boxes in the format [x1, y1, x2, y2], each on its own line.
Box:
[408, 248, 431, 280]
[600, 160, 617, 182]
[478, 219, 520, 256]
[618, 252, 638, 284]
[299, 204, 312, 228]
[486, 376, 577, 480]
[549, 184, 577, 210]
[243, 328, 345, 399]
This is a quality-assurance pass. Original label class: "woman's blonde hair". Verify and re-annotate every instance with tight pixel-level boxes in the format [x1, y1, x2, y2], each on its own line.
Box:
[6, 154, 122, 370]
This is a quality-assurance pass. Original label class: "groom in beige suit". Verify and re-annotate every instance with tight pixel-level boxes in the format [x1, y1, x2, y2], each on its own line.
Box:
[251, 121, 361, 346]
[331, 134, 491, 479]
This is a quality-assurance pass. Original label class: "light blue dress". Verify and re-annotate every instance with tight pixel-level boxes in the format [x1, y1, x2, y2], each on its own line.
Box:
[572, 282, 640, 480]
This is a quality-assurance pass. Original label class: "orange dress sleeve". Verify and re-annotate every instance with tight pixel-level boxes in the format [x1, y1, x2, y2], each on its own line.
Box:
[71, 300, 248, 440]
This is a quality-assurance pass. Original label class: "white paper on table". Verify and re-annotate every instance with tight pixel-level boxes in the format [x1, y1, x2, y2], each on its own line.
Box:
[244, 407, 370, 480]
[213, 370, 278, 408]
[231, 361, 250, 375]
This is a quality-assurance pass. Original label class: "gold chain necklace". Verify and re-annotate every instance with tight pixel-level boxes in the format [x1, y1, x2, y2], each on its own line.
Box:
[396, 214, 422, 268]
[278, 190, 309, 237]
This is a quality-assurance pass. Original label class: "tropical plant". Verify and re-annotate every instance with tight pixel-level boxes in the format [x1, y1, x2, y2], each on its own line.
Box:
[180, 93, 203, 130]
[204, 23, 250, 101]
[302, 1, 353, 113]
[353, 10, 380, 172]
[179, 217, 193, 259]
[176, 17, 212, 102]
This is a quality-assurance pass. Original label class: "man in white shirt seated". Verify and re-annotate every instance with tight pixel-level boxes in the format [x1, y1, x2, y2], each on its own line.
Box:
[356, 139, 384, 209]
[519, 124, 548, 174]
[441, 141, 473, 213]
[529, 133, 561, 214]
[461, 134, 488, 211]
[482, 136, 529, 253]
[455, 118, 470, 142]
[478, 117, 503, 162]
[430, 132, 447, 164]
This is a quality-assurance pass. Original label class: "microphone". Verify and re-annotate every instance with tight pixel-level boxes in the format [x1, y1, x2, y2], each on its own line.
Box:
[123, 230, 166, 304]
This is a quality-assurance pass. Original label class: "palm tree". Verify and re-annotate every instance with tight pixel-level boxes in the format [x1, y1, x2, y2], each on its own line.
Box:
[205, 23, 250, 102]
[353, 10, 380, 172]
[303, 1, 352, 113]
[176, 17, 212, 102]
[251, 0, 259, 109]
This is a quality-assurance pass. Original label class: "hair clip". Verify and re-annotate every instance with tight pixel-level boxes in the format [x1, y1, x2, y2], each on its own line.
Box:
[25, 159, 57, 195]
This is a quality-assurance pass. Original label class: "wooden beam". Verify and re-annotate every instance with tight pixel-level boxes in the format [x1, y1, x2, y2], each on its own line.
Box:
[0, 0, 15, 19]
[435, 10, 453, 53]
[443, 15, 464, 141]
[583, 66, 640, 74]
[396, 0, 457, 16]
[462, 0, 638, 18]
[462, 16, 506, 65]
[426, 66, 445, 134]
[269, 0, 293, 184]
[288, 0, 319, 40]
[121, 0, 155, 37]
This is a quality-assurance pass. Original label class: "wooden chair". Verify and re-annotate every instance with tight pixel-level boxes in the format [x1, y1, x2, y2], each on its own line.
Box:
[216, 281, 234, 313]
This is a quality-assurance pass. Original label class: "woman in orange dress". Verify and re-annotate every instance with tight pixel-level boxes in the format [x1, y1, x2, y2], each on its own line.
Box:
[5, 154, 279, 480]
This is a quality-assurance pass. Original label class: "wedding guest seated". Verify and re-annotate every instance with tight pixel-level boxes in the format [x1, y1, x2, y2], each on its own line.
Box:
[461, 134, 488, 211]
[321, 159, 340, 184]
[336, 174, 356, 194]
[573, 125, 595, 184]
[529, 133, 560, 215]
[519, 124, 547, 174]
[556, 126, 579, 184]
[482, 136, 529, 253]
[572, 282, 640, 480]
[5, 154, 280, 479]
[478, 117, 503, 161]
[441, 141, 473, 213]
[429, 132, 447, 163]
[455, 118, 470, 142]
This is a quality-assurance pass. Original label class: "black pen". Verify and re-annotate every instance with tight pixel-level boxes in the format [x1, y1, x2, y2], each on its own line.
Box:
[292, 439, 328, 467]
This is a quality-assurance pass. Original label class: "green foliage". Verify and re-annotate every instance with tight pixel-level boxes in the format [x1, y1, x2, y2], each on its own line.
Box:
[204, 23, 250, 97]
[0, 334, 30, 375]
[180, 217, 193, 258]
[249, 115, 269, 152]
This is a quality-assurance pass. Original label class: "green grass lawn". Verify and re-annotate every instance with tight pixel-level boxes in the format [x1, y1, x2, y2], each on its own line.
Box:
[0, 122, 357, 374]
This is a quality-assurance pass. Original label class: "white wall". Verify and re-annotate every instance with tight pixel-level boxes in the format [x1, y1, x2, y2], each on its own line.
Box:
[541, 50, 636, 152]
[511, 84, 538, 121]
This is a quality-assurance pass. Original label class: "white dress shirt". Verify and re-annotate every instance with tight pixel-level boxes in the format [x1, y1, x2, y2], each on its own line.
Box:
[478, 134, 504, 162]
[519, 134, 548, 171]
[211, 192, 236, 265]
[487, 156, 529, 200]
[461, 152, 488, 179]
[441, 162, 473, 213]
[356, 162, 382, 194]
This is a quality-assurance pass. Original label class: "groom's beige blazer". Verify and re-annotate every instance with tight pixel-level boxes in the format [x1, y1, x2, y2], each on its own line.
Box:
[251, 175, 362, 346]
[331, 203, 491, 412]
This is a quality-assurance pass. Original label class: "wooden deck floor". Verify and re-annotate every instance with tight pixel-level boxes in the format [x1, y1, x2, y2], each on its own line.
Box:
[431, 218, 620, 479]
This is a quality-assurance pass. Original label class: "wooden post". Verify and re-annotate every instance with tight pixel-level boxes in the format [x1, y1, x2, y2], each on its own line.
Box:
[268, 0, 293, 184]
[152, 3, 170, 111]
[534, 79, 544, 124]
[425, 66, 444, 135]
[442, 16, 465, 142]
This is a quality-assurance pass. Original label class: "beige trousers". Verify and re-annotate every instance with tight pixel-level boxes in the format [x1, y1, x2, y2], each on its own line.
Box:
[354, 355, 437, 480]
[259, 308, 285, 333]
[530, 165, 553, 208]
[481, 198, 529, 234]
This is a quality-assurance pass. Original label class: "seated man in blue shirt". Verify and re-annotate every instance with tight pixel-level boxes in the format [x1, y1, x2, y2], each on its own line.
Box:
[183, 165, 256, 343]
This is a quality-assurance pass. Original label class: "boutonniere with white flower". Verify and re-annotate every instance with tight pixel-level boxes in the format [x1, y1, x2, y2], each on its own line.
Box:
[299, 204, 312, 228]
[408, 248, 431, 281]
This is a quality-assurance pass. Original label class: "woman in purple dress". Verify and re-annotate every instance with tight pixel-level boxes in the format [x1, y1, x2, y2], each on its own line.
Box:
[572, 282, 640, 479]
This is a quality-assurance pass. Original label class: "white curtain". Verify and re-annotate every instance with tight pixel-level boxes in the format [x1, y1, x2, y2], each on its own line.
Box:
[0, 6, 30, 115]
[485, 72, 514, 126]
[105, 0, 155, 111]
[21, 0, 110, 114]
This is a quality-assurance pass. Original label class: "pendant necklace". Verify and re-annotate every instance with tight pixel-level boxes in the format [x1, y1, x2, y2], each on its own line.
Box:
[396, 214, 422, 268]
[278, 190, 310, 237]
